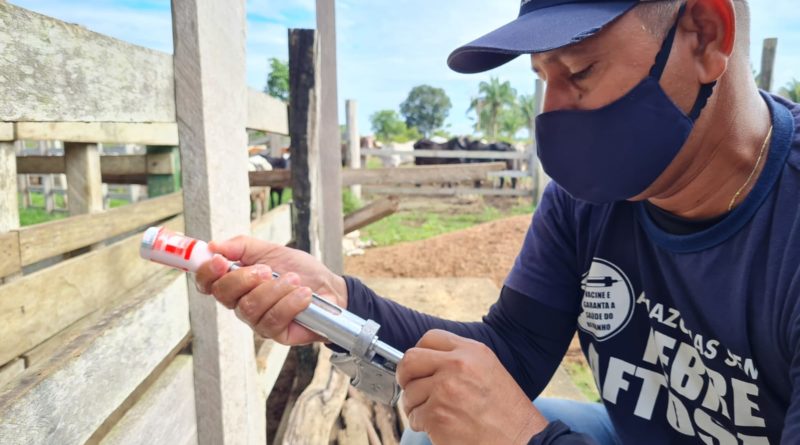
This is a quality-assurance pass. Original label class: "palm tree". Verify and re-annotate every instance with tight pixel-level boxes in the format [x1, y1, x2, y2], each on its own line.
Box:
[468, 77, 517, 139]
[779, 79, 800, 103]
[518, 94, 538, 143]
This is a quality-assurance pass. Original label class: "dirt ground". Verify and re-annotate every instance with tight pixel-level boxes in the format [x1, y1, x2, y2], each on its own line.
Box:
[344, 212, 586, 367]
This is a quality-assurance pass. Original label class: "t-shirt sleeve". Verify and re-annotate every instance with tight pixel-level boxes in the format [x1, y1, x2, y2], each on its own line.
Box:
[505, 182, 583, 314]
[344, 277, 576, 400]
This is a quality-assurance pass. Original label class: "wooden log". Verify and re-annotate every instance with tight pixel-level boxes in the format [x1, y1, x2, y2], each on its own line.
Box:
[343, 388, 382, 445]
[99, 355, 197, 445]
[364, 186, 533, 197]
[361, 148, 528, 160]
[343, 197, 399, 235]
[172, 0, 262, 443]
[0, 2, 175, 123]
[17, 192, 182, 265]
[0, 232, 21, 279]
[14, 122, 179, 146]
[247, 88, 289, 135]
[289, 28, 323, 259]
[0, 271, 190, 445]
[336, 398, 369, 445]
[316, 0, 345, 275]
[282, 348, 349, 443]
[374, 401, 401, 445]
[0, 217, 183, 366]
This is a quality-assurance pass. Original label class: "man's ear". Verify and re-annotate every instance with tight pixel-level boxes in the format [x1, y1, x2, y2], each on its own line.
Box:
[681, 0, 736, 84]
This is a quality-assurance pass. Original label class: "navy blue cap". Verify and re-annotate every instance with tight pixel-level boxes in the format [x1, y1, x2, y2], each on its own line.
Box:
[448, 0, 639, 74]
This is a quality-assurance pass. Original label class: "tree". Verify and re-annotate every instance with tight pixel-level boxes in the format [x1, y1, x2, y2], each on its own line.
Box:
[468, 77, 517, 139]
[400, 85, 452, 137]
[264, 58, 289, 102]
[370, 110, 419, 143]
[498, 107, 526, 140]
[779, 79, 800, 103]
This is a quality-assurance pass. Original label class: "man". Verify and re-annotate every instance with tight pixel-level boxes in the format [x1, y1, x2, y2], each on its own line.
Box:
[197, 0, 800, 443]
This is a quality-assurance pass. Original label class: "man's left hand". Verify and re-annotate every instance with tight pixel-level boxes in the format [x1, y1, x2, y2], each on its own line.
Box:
[397, 329, 548, 444]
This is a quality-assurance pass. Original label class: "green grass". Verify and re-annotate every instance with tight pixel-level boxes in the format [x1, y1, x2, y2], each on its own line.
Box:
[563, 362, 601, 403]
[18, 192, 131, 227]
[360, 201, 533, 246]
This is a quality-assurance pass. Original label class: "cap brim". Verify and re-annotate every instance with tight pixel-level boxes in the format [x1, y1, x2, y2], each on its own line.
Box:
[448, 2, 638, 74]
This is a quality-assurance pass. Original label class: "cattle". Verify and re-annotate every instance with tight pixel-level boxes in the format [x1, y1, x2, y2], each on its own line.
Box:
[411, 137, 520, 189]
[260, 154, 290, 209]
[248, 154, 273, 219]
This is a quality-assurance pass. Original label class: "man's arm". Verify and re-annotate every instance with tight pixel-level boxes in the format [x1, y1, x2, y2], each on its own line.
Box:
[344, 278, 576, 400]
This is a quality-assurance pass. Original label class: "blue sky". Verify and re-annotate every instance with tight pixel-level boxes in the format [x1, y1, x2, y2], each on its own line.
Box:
[11, 0, 800, 136]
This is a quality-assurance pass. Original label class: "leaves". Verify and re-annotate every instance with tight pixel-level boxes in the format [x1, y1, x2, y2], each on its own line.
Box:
[468, 77, 519, 140]
[779, 79, 800, 103]
[370, 109, 420, 143]
[264, 57, 289, 102]
[400, 85, 452, 137]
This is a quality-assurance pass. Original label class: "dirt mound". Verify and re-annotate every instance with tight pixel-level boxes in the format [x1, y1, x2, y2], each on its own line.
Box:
[344, 214, 532, 288]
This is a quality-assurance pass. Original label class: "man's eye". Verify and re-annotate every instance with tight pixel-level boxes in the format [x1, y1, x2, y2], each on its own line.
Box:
[570, 64, 595, 82]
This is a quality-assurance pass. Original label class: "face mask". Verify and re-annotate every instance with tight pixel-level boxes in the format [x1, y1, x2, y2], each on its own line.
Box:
[535, 3, 716, 204]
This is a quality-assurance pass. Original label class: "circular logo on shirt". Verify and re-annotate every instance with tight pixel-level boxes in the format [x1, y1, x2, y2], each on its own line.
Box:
[577, 258, 635, 341]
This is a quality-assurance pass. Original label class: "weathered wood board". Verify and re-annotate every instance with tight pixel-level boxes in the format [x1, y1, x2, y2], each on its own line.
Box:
[0, 2, 175, 123]
[0, 232, 21, 279]
[247, 89, 288, 135]
[99, 354, 197, 445]
[0, 271, 189, 445]
[0, 217, 183, 366]
[15, 122, 179, 146]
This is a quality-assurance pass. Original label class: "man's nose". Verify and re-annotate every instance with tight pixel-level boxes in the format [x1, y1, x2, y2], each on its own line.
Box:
[542, 81, 579, 113]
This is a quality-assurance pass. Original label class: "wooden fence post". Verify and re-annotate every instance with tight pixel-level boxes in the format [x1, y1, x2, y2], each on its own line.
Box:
[64, 142, 103, 216]
[759, 38, 778, 92]
[146, 145, 181, 198]
[531, 79, 548, 205]
[14, 141, 31, 209]
[172, 0, 263, 444]
[346, 99, 361, 201]
[316, 0, 344, 274]
[289, 29, 323, 259]
[1, 139, 20, 285]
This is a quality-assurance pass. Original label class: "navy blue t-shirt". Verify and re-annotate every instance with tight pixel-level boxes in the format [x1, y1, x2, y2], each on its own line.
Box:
[345, 93, 800, 444]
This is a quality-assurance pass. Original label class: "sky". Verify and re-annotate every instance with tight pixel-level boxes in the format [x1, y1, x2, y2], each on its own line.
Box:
[10, 0, 800, 136]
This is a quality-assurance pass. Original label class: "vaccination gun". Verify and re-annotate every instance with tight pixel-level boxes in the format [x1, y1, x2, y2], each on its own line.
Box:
[139, 226, 403, 406]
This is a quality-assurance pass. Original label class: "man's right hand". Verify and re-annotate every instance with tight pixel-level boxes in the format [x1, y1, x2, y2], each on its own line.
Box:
[194, 235, 348, 346]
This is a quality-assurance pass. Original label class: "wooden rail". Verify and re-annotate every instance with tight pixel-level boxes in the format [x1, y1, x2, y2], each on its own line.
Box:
[361, 147, 529, 160]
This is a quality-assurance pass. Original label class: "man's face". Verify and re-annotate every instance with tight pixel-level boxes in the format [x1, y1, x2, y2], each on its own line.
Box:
[531, 8, 699, 116]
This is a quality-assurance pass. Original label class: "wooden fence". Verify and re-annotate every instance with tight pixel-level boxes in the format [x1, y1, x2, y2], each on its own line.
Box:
[0, 2, 292, 444]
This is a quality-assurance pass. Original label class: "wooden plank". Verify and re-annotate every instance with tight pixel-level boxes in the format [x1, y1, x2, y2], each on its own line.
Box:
[14, 122, 179, 146]
[255, 340, 290, 402]
[0, 123, 13, 142]
[21, 308, 106, 371]
[0, 2, 174, 123]
[346, 99, 362, 200]
[343, 197, 399, 235]
[0, 232, 21, 279]
[250, 204, 293, 246]
[362, 148, 528, 160]
[100, 355, 197, 445]
[65, 143, 104, 216]
[249, 168, 291, 188]
[246, 89, 289, 135]
[0, 217, 183, 366]
[316, 0, 345, 275]
[282, 348, 349, 443]
[364, 186, 533, 197]
[18, 193, 183, 265]
[343, 162, 505, 186]
[0, 359, 24, 391]
[0, 143, 19, 231]
[0, 271, 190, 445]
[759, 38, 778, 92]
[289, 29, 323, 259]
[15, 156, 65, 174]
[172, 1, 262, 443]
[487, 170, 533, 179]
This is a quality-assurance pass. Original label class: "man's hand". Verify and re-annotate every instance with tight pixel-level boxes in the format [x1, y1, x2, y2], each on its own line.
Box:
[397, 330, 548, 445]
[195, 235, 348, 345]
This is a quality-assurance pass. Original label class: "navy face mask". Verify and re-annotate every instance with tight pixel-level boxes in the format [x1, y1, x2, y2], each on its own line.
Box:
[535, 4, 716, 204]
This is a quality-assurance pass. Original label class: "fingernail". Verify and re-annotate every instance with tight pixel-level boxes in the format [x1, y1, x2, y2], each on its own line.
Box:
[286, 273, 301, 285]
